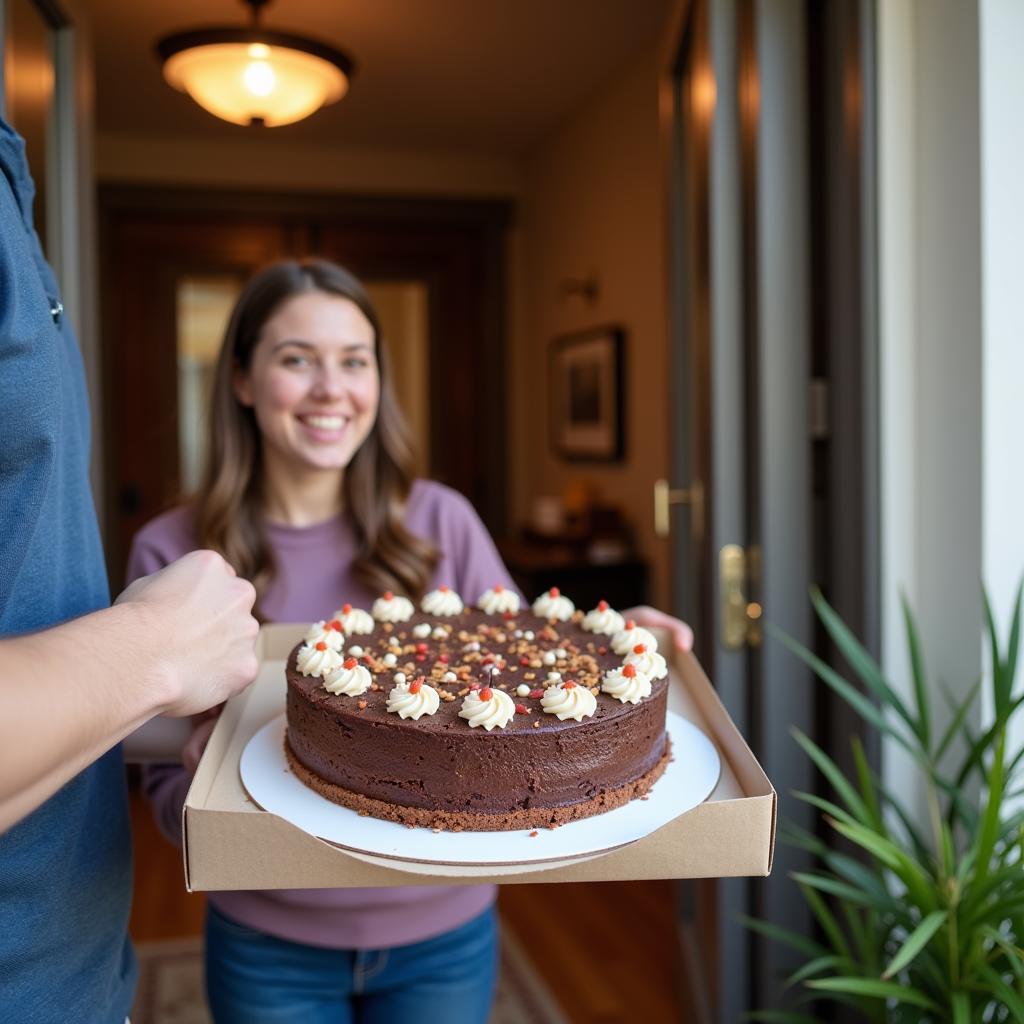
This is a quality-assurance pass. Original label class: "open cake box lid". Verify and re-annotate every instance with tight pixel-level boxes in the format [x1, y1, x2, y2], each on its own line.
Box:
[182, 624, 776, 891]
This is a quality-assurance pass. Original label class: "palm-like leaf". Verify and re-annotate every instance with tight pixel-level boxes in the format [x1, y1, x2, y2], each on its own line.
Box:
[747, 584, 1024, 1020]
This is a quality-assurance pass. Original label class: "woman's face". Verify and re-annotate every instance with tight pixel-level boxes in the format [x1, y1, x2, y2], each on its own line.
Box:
[234, 290, 380, 475]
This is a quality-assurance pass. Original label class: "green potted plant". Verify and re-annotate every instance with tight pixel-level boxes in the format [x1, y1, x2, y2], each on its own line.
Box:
[745, 585, 1024, 1022]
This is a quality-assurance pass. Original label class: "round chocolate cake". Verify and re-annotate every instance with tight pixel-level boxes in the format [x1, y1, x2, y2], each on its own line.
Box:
[284, 587, 671, 831]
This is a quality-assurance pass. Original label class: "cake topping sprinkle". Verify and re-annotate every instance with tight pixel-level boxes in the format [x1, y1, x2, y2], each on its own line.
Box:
[315, 641, 327, 652]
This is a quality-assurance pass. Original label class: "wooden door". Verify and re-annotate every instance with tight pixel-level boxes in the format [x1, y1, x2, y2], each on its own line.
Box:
[99, 191, 511, 590]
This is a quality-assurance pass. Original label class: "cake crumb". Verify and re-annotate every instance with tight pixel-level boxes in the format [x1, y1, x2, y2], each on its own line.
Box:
[357, 700, 368, 710]
[431, 827, 442, 834]
[529, 830, 539, 837]
[533, 720, 540, 728]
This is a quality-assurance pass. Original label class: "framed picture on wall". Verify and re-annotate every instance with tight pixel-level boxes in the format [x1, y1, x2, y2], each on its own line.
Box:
[548, 325, 625, 461]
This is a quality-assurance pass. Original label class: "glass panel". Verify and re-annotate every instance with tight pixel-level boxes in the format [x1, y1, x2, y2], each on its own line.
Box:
[176, 276, 242, 494]
[365, 280, 430, 475]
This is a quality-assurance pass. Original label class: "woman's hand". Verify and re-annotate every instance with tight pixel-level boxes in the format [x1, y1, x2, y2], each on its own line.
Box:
[621, 605, 694, 652]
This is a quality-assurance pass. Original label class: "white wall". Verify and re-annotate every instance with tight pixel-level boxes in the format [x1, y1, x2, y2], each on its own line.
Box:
[878, 0, 1024, 794]
[979, 0, 1024, 747]
[515, 44, 670, 609]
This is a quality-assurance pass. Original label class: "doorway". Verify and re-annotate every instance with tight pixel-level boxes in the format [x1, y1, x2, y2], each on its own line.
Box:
[98, 188, 512, 588]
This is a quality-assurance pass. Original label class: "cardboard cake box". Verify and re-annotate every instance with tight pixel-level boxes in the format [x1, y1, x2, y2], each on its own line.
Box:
[182, 624, 776, 891]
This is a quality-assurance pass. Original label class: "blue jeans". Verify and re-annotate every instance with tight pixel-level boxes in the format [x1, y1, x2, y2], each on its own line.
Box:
[204, 902, 498, 1024]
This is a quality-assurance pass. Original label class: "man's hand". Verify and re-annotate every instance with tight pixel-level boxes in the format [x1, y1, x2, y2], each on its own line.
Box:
[621, 605, 694, 652]
[116, 550, 260, 718]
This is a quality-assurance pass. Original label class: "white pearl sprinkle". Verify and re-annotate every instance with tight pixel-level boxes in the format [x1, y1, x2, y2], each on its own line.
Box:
[394, 672, 406, 684]
[556, 648, 567, 659]
[383, 653, 397, 667]
[524, 631, 535, 641]
[542, 651, 556, 665]
[432, 626, 448, 639]
[348, 645, 364, 658]
[444, 671, 458, 682]
[513, 629, 523, 638]
[413, 623, 431, 638]
[463, 640, 481, 652]
[516, 684, 530, 697]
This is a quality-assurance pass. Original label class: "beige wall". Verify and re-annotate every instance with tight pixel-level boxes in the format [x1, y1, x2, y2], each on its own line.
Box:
[513, 45, 669, 609]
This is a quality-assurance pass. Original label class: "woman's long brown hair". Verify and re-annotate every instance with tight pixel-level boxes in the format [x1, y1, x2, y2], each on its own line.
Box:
[195, 258, 437, 615]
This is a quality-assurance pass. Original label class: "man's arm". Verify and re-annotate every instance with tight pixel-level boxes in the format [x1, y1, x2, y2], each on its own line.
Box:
[0, 549, 259, 833]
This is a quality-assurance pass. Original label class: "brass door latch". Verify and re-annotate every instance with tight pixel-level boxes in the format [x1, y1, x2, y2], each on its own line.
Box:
[719, 544, 762, 649]
[653, 478, 705, 543]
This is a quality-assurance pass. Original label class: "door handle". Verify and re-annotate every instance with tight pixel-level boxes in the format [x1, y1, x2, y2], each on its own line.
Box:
[719, 544, 763, 649]
[653, 478, 704, 542]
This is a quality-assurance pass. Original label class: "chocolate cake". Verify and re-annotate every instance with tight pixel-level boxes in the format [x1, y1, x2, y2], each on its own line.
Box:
[284, 587, 671, 831]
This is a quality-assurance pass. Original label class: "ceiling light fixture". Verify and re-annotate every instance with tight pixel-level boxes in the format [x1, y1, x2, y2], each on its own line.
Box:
[156, 0, 355, 128]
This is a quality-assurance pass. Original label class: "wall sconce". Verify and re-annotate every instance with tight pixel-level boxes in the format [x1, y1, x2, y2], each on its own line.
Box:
[559, 273, 600, 305]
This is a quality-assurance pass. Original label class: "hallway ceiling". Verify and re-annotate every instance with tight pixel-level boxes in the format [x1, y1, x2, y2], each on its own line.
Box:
[91, 0, 669, 155]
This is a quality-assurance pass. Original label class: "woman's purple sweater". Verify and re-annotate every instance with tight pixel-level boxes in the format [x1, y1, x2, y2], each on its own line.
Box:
[128, 480, 513, 949]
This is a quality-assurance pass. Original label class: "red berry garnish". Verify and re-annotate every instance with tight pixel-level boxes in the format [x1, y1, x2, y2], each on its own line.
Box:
[342, 603, 352, 614]
[410, 677, 423, 694]
[439, 584, 449, 592]
[625, 618, 636, 629]
[315, 641, 327, 651]
[529, 688, 544, 699]
[634, 644, 647, 654]
[383, 590, 393, 600]
[503, 610, 515, 620]
[598, 646, 608, 655]
[494, 584, 504, 593]
[549, 587, 560, 597]
[344, 657, 358, 669]
[623, 664, 637, 678]
[416, 642, 428, 652]
[563, 680, 577, 689]
[516, 703, 529, 714]
[480, 687, 493, 701]
[415, 654, 427, 662]
[520, 656, 530, 666]
[438, 654, 449, 663]
[598, 600, 609, 611]
[328, 619, 343, 632]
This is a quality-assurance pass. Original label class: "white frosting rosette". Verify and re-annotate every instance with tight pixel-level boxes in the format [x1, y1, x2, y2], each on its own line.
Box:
[611, 620, 659, 656]
[372, 591, 414, 622]
[477, 584, 520, 615]
[332, 603, 375, 635]
[601, 663, 652, 704]
[531, 587, 575, 621]
[386, 676, 440, 720]
[421, 585, 464, 616]
[458, 686, 516, 730]
[323, 657, 372, 696]
[541, 680, 597, 721]
[303, 620, 345, 651]
[624, 643, 668, 680]
[296, 642, 344, 678]
[582, 600, 625, 636]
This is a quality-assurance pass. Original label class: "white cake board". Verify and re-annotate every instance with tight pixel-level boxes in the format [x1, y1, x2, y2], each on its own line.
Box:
[240, 711, 720, 878]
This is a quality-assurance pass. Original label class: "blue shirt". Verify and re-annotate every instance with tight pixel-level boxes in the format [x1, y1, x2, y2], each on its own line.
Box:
[0, 119, 135, 1022]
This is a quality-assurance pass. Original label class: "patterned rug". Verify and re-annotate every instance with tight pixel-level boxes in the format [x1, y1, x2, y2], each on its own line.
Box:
[131, 925, 567, 1024]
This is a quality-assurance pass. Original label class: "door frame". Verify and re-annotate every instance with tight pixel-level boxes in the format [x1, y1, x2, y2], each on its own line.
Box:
[662, 0, 879, 1018]
[97, 186, 513, 585]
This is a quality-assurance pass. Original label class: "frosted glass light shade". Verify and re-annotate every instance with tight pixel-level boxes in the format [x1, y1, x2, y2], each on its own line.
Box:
[157, 22, 354, 128]
[162, 41, 348, 126]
